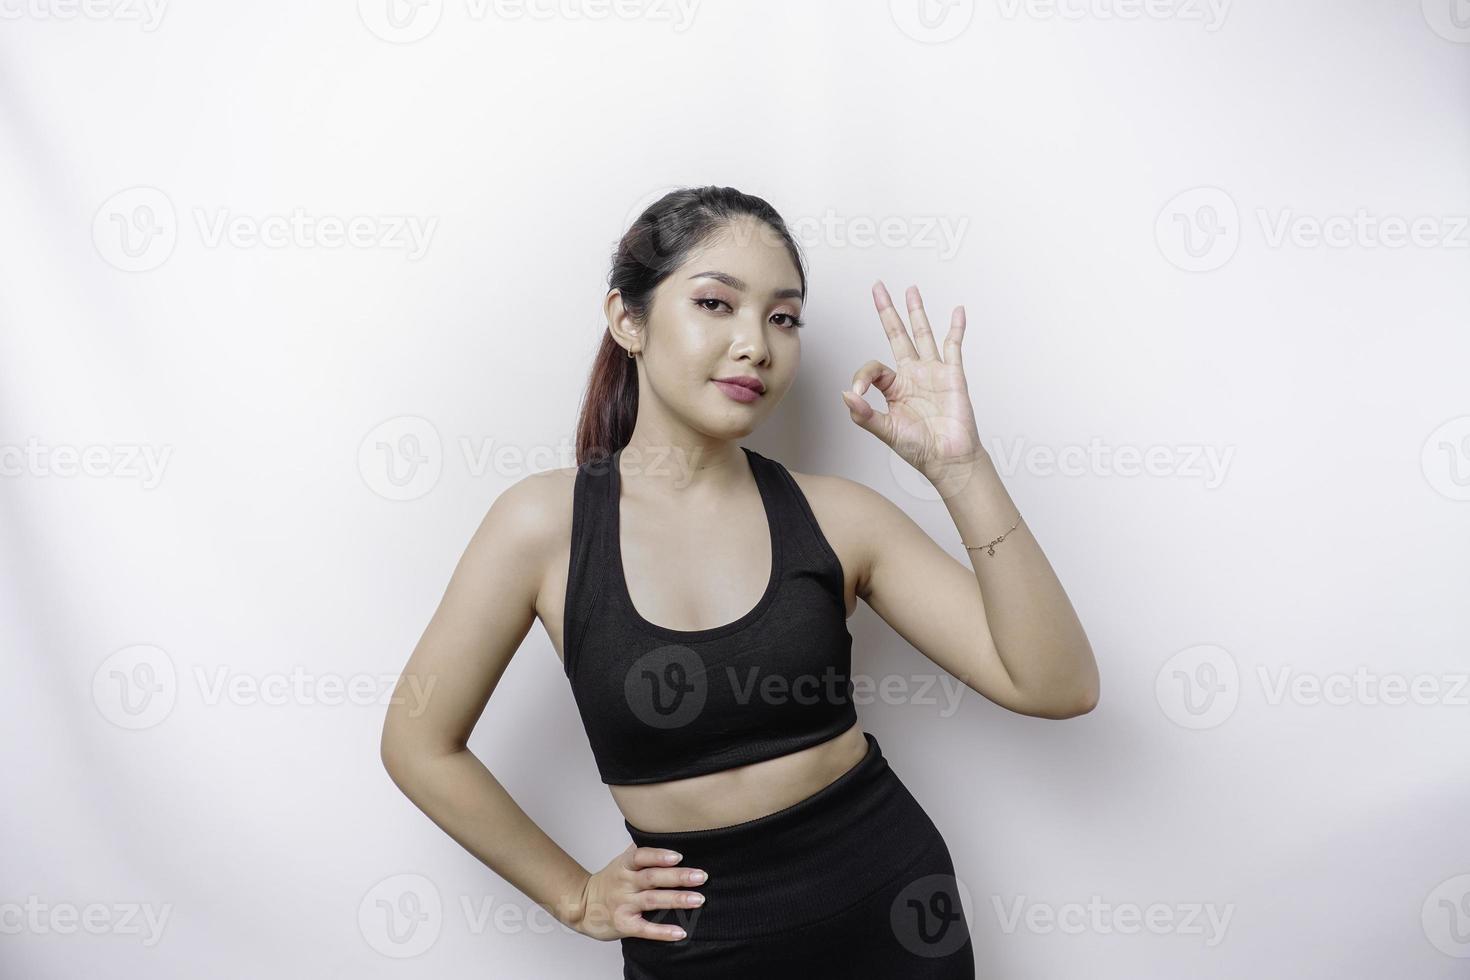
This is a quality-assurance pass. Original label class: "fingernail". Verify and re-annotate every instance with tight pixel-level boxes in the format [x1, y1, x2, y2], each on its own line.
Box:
[671, 927, 687, 940]
[690, 870, 707, 883]
[667, 852, 682, 863]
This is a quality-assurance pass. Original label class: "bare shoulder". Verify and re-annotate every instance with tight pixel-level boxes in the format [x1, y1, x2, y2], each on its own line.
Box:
[482, 460, 576, 534]
[469, 461, 579, 604]
[782, 463, 916, 601]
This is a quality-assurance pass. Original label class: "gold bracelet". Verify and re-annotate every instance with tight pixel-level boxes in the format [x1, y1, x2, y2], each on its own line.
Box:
[962, 513, 1022, 557]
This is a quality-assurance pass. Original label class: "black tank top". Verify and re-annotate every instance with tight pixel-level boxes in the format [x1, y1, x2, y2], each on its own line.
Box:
[562, 445, 858, 785]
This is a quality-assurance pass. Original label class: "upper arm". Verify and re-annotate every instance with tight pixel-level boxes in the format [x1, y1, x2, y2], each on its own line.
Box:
[380, 468, 568, 765]
[838, 478, 1030, 714]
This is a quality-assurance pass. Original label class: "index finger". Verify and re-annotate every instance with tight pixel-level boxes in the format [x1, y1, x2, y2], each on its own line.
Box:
[871, 280, 919, 364]
[627, 846, 684, 870]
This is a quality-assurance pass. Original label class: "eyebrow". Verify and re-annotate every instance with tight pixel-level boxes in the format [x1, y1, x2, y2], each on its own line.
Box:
[687, 270, 803, 301]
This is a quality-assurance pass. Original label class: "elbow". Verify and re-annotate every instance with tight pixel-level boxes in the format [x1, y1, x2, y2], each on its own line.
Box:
[380, 729, 408, 781]
[1020, 682, 1099, 720]
[1037, 654, 1100, 719]
[380, 722, 463, 784]
[1066, 684, 1100, 717]
[379, 719, 423, 783]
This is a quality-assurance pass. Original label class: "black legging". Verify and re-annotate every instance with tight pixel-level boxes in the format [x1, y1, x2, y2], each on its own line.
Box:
[620, 731, 976, 979]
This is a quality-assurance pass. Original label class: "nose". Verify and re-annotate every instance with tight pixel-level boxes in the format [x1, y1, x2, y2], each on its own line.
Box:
[730, 312, 771, 365]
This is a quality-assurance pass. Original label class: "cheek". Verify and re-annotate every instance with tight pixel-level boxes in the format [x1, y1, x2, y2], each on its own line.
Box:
[666, 317, 724, 360]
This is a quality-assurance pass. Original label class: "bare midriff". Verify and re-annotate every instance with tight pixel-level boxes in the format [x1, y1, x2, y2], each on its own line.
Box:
[609, 720, 868, 833]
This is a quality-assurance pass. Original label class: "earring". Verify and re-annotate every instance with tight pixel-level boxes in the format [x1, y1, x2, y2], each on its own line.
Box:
[627, 347, 636, 359]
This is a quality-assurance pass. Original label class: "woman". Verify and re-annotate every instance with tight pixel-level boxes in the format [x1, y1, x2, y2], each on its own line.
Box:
[380, 185, 1099, 978]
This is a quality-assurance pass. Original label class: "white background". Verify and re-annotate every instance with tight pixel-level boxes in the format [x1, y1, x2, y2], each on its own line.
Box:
[2, 0, 1467, 976]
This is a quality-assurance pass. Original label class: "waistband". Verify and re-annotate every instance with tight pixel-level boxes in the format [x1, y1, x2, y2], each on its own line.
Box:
[622, 731, 932, 941]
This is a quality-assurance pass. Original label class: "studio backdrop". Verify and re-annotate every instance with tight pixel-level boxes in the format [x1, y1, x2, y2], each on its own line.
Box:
[2, 1, 1467, 977]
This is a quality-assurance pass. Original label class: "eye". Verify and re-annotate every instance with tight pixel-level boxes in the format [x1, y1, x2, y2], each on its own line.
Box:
[694, 297, 804, 330]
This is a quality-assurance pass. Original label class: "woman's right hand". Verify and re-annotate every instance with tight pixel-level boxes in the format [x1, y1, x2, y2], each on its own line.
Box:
[571, 843, 708, 942]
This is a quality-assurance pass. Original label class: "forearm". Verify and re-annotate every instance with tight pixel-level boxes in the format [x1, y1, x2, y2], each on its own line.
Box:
[382, 746, 591, 928]
[938, 451, 1099, 714]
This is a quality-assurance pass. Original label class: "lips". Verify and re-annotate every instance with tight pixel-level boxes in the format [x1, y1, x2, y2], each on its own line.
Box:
[712, 377, 764, 404]
[712, 376, 765, 394]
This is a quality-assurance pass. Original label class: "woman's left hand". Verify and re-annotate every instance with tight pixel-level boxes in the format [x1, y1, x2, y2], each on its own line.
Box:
[842, 282, 987, 492]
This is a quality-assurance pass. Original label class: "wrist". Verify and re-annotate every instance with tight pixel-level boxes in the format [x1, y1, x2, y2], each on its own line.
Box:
[922, 449, 995, 497]
[569, 873, 592, 928]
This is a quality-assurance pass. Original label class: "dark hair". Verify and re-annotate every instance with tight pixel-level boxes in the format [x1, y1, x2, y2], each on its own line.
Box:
[573, 185, 807, 466]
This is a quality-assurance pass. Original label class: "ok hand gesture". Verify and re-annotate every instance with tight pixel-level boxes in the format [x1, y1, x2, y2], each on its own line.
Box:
[841, 282, 986, 493]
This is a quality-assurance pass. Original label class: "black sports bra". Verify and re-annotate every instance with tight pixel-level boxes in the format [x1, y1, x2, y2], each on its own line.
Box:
[561, 445, 858, 785]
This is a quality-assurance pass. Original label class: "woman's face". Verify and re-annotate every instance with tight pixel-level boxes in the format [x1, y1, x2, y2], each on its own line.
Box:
[618, 216, 805, 442]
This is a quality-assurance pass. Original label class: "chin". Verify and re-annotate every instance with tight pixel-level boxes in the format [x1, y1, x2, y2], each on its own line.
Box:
[694, 415, 760, 441]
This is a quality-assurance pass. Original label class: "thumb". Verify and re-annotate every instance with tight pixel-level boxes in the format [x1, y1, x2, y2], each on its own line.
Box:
[841, 389, 890, 442]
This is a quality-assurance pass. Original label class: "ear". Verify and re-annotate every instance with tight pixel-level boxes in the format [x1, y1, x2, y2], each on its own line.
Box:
[604, 288, 641, 354]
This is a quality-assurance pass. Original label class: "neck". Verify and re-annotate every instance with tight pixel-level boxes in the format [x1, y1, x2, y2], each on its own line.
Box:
[618, 431, 749, 497]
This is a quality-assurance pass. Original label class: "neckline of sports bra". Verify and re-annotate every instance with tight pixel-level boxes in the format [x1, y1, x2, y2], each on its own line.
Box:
[608, 444, 783, 642]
